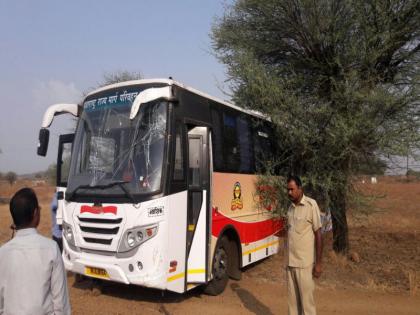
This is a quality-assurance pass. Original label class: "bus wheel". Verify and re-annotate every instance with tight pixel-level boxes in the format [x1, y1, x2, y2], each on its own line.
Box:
[204, 236, 229, 295]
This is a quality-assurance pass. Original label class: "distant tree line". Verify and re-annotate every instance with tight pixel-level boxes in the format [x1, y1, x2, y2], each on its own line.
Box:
[0, 172, 17, 185]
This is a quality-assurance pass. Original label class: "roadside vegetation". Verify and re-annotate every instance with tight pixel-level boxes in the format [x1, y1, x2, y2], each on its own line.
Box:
[212, 0, 420, 253]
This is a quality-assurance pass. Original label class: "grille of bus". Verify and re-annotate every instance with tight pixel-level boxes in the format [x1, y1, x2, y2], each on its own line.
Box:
[77, 216, 122, 246]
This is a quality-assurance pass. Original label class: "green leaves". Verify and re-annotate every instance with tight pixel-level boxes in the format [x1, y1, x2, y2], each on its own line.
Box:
[212, 0, 420, 214]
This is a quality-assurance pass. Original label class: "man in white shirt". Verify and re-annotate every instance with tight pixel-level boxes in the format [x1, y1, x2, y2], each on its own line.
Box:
[0, 188, 71, 315]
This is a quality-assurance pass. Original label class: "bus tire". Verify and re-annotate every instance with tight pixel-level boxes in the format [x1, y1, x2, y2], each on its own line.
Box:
[228, 238, 241, 281]
[204, 236, 229, 295]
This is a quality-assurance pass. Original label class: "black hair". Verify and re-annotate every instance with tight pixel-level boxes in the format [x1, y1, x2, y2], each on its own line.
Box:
[287, 174, 302, 188]
[9, 187, 39, 229]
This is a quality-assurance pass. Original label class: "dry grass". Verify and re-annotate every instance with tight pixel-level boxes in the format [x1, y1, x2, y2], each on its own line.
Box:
[318, 176, 420, 295]
[407, 271, 418, 297]
[1, 177, 420, 297]
[363, 277, 394, 292]
[327, 250, 350, 268]
[0, 180, 55, 245]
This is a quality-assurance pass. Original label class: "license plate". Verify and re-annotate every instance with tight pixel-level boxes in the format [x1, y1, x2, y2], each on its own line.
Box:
[85, 266, 109, 279]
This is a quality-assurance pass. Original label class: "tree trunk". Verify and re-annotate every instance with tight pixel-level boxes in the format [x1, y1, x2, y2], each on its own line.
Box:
[330, 191, 349, 253]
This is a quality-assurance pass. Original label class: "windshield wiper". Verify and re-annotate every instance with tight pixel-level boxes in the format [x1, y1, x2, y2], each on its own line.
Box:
[66, 181, 136, 203]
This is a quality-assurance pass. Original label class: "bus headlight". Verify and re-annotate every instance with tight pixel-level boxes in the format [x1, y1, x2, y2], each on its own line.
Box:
[62, 222, 75, 247]
[127, 232, 136, 247]
[118, 224, 158, 253]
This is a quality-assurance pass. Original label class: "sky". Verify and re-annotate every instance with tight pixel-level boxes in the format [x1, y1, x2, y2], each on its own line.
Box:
[0, 0, 232, 174]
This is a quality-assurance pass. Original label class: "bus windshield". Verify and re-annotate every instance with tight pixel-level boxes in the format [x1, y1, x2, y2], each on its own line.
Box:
[67, 95, 168, 200]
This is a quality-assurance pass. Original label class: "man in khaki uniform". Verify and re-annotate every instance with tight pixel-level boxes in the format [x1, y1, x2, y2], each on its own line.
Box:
[286, 175, 322, 315]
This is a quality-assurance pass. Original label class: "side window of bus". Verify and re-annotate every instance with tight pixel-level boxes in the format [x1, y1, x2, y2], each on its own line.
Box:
[188, 136, 202, 187]
[254, 122, 273, 174]
[211, 108, 224, 171]
[173, 125, 184, 181]
[223, 113, 240, 171]
[237, 116, 254, 173]
[60, 142, 73, 182]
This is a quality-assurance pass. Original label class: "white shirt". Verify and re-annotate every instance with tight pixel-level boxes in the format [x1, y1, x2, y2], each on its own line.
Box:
[0, 228, 71, 315]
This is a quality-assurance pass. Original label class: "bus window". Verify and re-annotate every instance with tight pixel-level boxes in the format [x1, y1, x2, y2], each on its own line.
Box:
[188, 137, 202, 187]
[173, 125, 185, 181]
[211, 108, 224, 171]
[88, 136, 116, 173]
[254, 123, 273, 174]
[237, 116, 254, 173]
[223, 113, 240, 172]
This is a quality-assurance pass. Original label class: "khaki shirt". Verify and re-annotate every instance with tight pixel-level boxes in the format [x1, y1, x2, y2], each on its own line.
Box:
[287, 195, 322, 268]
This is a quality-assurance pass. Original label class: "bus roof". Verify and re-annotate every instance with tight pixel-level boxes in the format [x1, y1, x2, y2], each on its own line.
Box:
[85, 78, 268, 120]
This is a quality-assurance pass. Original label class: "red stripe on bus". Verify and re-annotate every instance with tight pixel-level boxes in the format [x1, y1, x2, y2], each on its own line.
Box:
[211, 207, 284, 243]
[80, 205, 117, 215]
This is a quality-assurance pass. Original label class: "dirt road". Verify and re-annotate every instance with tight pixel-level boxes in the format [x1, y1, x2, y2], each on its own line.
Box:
[1, 177, 419, 314]
[66, 253, 420, 315]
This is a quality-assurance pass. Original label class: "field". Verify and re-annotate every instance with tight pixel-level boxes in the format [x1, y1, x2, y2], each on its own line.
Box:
[1, 177, 419, 314]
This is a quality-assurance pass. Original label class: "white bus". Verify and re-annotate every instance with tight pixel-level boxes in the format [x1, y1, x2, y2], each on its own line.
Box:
[37, 78, 283, 295]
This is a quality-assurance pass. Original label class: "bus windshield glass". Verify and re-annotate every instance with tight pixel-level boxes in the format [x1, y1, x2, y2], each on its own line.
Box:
[67, 93, 167, 199]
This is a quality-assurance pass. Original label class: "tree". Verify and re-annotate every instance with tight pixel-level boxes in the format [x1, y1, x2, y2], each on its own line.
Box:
[46, 163, 57, 186]
[100, 70, 143, 86]
[212, 0, 420, 253]
[5, 172, 17, 185]
[74, 70, 144, 131]
[78, 70, 143, 112]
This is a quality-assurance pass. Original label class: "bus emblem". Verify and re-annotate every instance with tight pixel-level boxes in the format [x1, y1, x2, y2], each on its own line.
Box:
[231, 182, 243, 210]
[148, 206, 164, 217]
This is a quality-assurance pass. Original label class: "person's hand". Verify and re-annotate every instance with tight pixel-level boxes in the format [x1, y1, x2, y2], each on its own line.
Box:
[313, 263, 322, 278]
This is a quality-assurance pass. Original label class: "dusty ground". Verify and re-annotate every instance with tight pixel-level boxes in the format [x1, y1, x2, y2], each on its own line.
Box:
[1, 177, 419, 314]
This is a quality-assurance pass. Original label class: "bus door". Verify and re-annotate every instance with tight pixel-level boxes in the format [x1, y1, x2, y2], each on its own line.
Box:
[56, 133, 74, 224]
[186, 126, 210, 283]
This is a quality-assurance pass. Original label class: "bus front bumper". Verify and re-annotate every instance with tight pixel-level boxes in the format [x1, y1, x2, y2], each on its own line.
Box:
[62, 240, 167, 289]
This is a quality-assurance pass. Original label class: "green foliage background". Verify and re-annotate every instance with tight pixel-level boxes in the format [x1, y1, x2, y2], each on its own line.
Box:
[212, 0, 420, 251]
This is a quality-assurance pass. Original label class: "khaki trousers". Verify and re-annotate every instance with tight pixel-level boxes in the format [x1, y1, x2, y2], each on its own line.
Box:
[287, 266, 316, 315]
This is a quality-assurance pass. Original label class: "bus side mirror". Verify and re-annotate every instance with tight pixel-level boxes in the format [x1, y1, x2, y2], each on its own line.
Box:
[37, 128, 50, 156]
